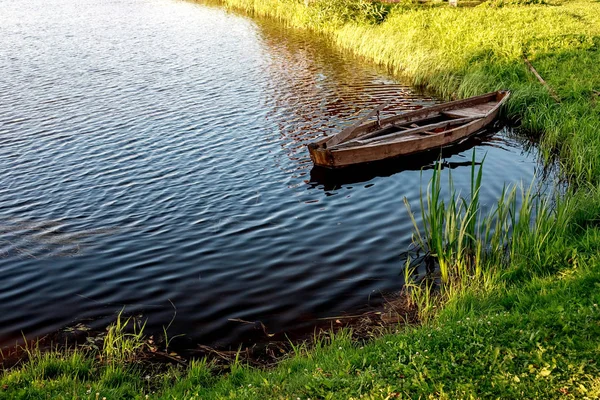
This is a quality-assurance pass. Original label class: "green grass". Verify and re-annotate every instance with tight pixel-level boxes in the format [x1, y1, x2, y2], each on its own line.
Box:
[3, 0, 600, 398]
[402, 154, 573, 322]
[221, 0, 600, 185]
[2, 184, 600, 396]
[1, 256, 599, 398]
[101, 310, 147, 364]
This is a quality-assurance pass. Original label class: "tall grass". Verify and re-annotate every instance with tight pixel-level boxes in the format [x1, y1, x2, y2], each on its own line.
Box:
[102, 310, 146, 364]
[218, 0, 600, 186]
[403, 153, 571, 319]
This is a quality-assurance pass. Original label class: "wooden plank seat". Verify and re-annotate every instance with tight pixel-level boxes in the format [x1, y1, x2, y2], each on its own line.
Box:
[442, 109, 486, 118]
[332, 116, 482, 148]
[441, 102, 496, 119]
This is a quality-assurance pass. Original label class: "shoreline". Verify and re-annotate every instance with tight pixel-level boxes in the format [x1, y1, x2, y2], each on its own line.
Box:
[3, 0, 600, 398]
[1, 291, 418, 371]
[218, 0, 600, 185]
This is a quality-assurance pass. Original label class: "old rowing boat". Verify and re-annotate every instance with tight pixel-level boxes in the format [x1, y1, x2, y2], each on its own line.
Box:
[307, 90, 510, 168]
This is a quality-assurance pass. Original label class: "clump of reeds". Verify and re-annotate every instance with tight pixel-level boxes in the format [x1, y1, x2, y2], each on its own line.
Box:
[102, 310, 147, 364]
[403, 152, 570, 320]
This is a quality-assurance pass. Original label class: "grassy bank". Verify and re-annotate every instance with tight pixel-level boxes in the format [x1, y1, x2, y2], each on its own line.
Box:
[223, 0, 600, 185]
[3, 0, 600, 398]
[3, 261, 599, 399]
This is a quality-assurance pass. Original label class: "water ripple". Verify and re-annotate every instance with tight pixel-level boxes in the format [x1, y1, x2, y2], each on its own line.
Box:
[0, 0, 545, 347]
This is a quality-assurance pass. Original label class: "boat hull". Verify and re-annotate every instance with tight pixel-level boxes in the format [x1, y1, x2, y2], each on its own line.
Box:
[308, 91, 509, 168]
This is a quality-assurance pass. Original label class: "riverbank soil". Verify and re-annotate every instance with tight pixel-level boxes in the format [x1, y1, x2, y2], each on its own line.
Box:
[2, 0, 600, 398]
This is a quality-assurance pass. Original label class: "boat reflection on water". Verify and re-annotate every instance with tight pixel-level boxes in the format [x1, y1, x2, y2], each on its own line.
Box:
[307, 124, 517, 191]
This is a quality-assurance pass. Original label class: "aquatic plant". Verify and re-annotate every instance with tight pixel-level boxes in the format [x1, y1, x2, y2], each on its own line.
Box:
[102, 310, 147, 364]
[403, 152, 572, 319]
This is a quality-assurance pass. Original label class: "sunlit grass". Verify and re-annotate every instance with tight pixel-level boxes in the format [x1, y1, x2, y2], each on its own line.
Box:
[221, 0, 600, 185]
[3, 0, 600, 398]
[102, 310, 147, 364]
[403, 154, 572, 320]
[2, 272, 599, 399]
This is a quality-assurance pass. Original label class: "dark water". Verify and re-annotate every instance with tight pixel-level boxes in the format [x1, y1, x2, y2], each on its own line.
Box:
[0, 0, 544, 348]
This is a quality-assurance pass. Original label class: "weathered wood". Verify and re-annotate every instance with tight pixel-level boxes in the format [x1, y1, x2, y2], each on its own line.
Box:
[523, 56, 560, 102]
[312, 92, 500, 149]
[333, 116, 482, 148]
[328, 117, 489, 167]
[337, 111, 442, 144]
[308, 90, 510, 168]
[325, 103, 388, 148]
[442, 104, 491, 118]
[339, 92, 498, 141]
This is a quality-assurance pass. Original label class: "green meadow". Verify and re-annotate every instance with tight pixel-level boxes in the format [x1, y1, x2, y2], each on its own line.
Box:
[3, 0, 600, 398]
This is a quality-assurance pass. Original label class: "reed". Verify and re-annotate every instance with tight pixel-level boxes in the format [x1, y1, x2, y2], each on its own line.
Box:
[102, 310, 147, 364]
[403, 153, 572, 318]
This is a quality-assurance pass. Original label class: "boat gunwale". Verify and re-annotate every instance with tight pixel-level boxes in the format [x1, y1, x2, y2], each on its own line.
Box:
[308, 90, 510, 168]
[331, 92, 510, 152]
[321, 90, 507, 148]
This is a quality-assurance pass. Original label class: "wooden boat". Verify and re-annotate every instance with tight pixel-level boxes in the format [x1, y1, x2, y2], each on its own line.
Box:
[308, 90, 510, 168]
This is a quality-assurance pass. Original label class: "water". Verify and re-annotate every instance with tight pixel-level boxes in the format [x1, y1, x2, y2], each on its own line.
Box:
[0, 0, 545, 348]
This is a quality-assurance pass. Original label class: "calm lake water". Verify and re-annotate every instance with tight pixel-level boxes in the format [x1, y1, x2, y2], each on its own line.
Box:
[0, 0, 545, 348]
